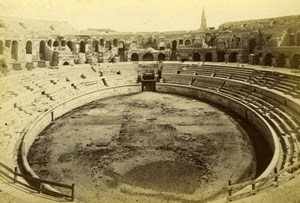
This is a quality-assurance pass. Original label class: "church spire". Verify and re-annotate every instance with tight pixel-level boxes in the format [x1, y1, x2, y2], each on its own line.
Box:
[200, 6, 207, 30]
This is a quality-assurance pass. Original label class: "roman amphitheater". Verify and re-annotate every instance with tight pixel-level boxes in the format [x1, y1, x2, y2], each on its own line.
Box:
[0, 12, 300, 203]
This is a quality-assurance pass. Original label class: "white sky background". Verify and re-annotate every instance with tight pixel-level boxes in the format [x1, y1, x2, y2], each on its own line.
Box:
[0, 0, 300, 32]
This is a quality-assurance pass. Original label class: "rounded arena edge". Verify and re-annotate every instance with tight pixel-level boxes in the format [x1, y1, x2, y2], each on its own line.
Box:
[17, 67, 287, 202]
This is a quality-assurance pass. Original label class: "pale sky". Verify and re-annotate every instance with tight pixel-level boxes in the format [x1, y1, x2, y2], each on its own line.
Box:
[0, 0, 300, 32]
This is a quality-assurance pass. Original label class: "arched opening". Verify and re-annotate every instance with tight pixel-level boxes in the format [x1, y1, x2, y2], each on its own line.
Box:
[47, 39, 52, 47]
[249, 39, 256, 54]
[53, 40, 60, 47]
[291, 54, 300, 69]
[79, 41, 86, 53]
[105, 41, 112, 50]
[93, 40, 99, 52]
[253, 53, 261, 65]
[67, 41, 73, 51]
[217, 52, 225, 62]
[229, 52, 238, 63]
[179, 39, 183, 45]
[11, 40, 18, 61]
[0, 40, 4, 54]
[290, 35, 295, 46]
[158, 53, 166, 61]
[276, 54, 286, 67]
[113, 39, 118, 47]
[61, 40, 66, 47]
[131, 53, 139, 61]
[172, 40, 177, 50]
[296, 33, 300, 46]
[39, 40, 46, 60]
[26, 41, 32, 54]
[181, 58, 189, 62]
[143, 53, 154, 61]
[63, 61, 70, 66]
[100, 39, 104, 46]
[185, 39, 191, 46]
[263, 53, 273, 66]
[118, 41, 125, 48]
[118, 41, 126, 60]
[192, 53, 201, 61]
[204, 52, 212, 62]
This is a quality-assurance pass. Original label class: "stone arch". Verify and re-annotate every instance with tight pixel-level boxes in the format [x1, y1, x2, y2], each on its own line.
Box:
[79, 41, 86, 53]
[61, 40, 66, 46]
[290, 35, 295, 46]
[63, 61, 70, 66]
[217, 51, 225, 62]
[0, 40, 3, 54]
[67, 41, 73, 51]
[143, 53, 154, 61]
[249, 39, 256, 54]
[172, 40, 177, 50]
[297, 33, 300, 46]
[193, 53, 201, 61]
[204, 52, 212, 62]
[131, 53, 139, 61]
[179, 39, 183, 45]
[39, 40, 46, 60]
[113, 39, 118, 47]
[291, 54, 300, 69]
[185, 39, 191, 46]
[105, 41, 112, 50]
[47, 39, 52, 47]
[253, 53, 261, 65]
[100, 39, 104, 46]
[93, 40, 99, 52]
[263, 53, 273, 66]
[158, 53, 166, 61]
[229, 52, 238, 62]
[53, 40, 60, 47]
[118, 41, 125, 48]
[276, 54, 286, 67]
[26, 41, 32, 54]
[11, 40, 18, 60]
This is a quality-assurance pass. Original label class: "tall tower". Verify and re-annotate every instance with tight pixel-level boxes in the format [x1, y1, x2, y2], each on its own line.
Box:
[200, 6, 207, 30]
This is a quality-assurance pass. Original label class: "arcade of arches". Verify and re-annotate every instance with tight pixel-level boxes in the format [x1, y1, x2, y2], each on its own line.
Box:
[158, 53, 166, 61]
[205, 52, 212, 62]
[131, 53, 139, 61]
[229, 52, 238, 63]
[143, 53, 154, 61]
[0, 40, 3, 55]
[193, 53, 201, 61]
[11, 41, 18, 60]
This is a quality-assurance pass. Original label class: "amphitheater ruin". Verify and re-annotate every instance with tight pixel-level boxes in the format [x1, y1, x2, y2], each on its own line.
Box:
[0, 8, 300, 203]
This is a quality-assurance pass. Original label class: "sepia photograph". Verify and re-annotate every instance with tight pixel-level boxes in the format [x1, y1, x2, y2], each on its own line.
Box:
[0, 0, 300, 202]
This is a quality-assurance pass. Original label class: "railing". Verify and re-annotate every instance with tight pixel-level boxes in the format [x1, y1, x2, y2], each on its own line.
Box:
[227, 161, 300, 202]
[0, 162, 75, 201]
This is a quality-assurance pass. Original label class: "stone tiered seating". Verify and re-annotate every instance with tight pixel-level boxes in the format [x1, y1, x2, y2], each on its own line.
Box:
[161, 64, 300, 171]
[161, 73, 193, 85]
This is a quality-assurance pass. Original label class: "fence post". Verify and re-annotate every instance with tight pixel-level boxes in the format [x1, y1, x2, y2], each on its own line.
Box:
[38, 181, 43, 193]
[251, 178, 256, 194]
[274, 167, 278, 187]
[228, 180, 232, 201]
[13, 167, 17, 183]
[71, 183, 75, 202]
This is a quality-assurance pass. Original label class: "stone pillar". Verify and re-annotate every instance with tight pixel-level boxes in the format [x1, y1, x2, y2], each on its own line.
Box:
[225, 53, 230, 62]
[212, 52, 218, 62]
[238, 54, 247, 63]
[285, 58, 291, 68]
[271, 58, 277, 67]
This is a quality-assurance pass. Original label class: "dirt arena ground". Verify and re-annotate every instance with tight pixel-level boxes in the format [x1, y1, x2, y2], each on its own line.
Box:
[28, 92, 256, 203]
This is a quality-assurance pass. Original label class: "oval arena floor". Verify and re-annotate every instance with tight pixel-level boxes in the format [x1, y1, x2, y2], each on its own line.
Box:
[0, 62, 300, 203]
